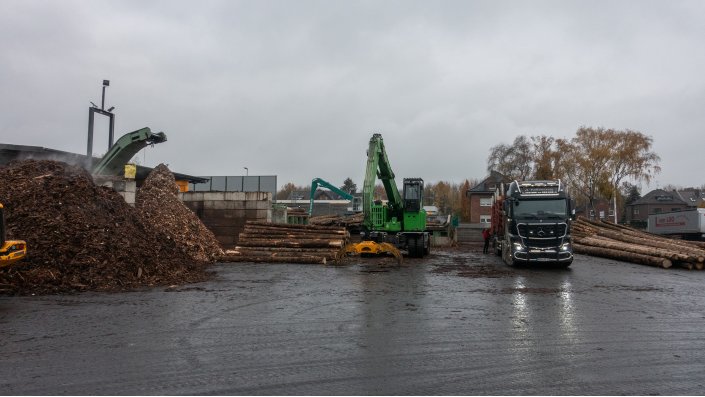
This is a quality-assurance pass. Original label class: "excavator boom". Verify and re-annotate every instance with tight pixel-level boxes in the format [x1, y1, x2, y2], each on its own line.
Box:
[308, 178, 356, 215]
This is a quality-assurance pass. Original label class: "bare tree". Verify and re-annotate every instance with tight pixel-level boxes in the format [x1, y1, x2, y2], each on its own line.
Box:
[487, 135, 534, 180]
[531, 135, 557, 180]
[603, 129, 660, 221]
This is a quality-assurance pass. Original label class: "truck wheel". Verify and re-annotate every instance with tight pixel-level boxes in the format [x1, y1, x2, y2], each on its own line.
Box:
[502, 244, 515, 267]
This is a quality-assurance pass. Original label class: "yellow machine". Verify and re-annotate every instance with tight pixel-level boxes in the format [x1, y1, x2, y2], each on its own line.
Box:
[344, 241, 402, 262]
[0, 203, 26, 267]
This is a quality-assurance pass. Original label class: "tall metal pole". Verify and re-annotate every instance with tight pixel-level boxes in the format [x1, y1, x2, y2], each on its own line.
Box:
[87, 109, 95, 169]
[613, 180, 618, 223]
[108, 113, 115, 149]
[86, 79, 115, 171]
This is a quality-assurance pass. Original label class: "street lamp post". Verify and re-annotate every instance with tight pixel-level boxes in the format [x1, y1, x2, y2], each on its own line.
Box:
[86, 79, 116, 170]
[244, 167, 248, 176]
[613, 180, 618, 223]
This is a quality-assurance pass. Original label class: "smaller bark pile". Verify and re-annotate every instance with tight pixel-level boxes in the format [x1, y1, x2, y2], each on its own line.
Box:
[221, 221, 349, 264]
[136, 164, 223, 262]
[573, 217, 705, 270]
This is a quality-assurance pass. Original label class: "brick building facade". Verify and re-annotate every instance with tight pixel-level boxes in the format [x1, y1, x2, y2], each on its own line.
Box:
[465, 171, 512, 225]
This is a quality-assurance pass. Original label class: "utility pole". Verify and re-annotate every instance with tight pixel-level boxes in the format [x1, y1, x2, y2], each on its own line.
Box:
[613, 180, 618, 223]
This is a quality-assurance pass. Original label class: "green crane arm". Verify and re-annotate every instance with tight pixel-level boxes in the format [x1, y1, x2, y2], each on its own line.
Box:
[309, 178, 354, 215]
[362, 134, 403, 228]
[92, 127, 167, 175]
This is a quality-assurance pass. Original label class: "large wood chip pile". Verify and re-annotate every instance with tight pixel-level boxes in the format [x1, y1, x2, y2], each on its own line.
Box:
[0, 160, 214, 295]
[573, 217, 705, 270]
[221, 221, 349, 264]
[136, 163, 223, 263]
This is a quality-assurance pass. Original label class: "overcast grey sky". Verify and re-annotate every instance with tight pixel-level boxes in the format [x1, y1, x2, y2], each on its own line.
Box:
[1, 0, 704, 190]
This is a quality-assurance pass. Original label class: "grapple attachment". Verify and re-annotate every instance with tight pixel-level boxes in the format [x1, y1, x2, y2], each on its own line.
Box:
[344, 241, 402, 263]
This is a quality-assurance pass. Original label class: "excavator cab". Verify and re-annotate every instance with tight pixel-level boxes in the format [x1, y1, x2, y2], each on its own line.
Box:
[403, 178, 424, 212]
[0, 203, 27, 268]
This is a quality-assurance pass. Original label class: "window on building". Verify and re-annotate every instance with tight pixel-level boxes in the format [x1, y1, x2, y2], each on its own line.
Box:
[671, 208, 680, 212]
[633, 208, 639, 215]
[480, 197, 492, 207]
[480, 215, 491, 224]
[653, 208, 662, 214]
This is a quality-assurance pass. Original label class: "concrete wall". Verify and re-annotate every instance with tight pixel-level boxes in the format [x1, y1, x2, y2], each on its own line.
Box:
[94, 176, 137, 206]
[456, 223, 485, 243]
[181, 191, 272, 249]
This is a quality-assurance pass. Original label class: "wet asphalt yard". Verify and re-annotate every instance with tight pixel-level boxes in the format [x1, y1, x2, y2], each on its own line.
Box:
[2, 246, 705, 395]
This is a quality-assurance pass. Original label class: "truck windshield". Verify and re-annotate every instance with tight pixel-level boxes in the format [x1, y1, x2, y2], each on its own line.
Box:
[513, 199, 567, 219]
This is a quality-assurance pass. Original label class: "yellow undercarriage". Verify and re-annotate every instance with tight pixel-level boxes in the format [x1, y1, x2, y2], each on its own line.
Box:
[344, 241, 402, 262]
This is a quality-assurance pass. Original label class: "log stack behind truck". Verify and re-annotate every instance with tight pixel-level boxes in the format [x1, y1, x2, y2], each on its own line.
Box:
[490, 180, 574, 267]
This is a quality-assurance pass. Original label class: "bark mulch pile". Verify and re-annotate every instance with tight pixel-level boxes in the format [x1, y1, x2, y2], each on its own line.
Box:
[0, 160, 220, 295]
[136, 163, 223, 263]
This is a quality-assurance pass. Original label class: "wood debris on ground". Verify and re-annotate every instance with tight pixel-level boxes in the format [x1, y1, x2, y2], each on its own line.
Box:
[573, 217, 705, 270]
[221, 221, 350, 264]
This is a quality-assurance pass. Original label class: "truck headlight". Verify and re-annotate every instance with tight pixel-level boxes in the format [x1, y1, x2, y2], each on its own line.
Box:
[561, 242, 571, 251]
[512, 241, 525, 251]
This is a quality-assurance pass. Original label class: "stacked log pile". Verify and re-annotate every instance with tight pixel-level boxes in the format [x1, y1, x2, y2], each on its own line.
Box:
[573, 217, 705, 270]
[308, 212, 364, 228]
[221, 221, 349, 264]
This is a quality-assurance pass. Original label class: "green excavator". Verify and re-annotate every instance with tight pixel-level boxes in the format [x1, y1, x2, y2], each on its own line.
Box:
[308, 177, 361, 216]
[346, 133, 430, 258]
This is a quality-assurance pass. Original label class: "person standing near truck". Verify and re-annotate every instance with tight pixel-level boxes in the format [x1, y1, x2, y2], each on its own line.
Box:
[482, 227, 491, 254]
